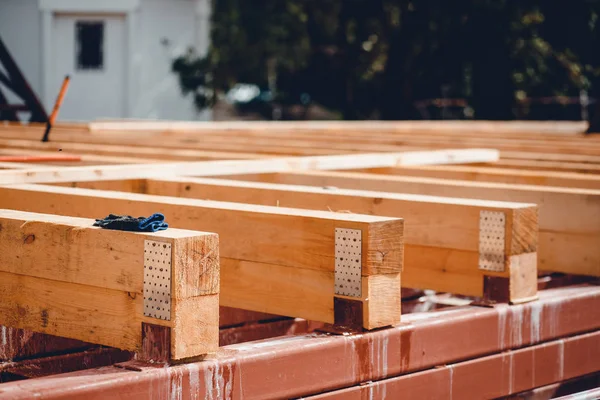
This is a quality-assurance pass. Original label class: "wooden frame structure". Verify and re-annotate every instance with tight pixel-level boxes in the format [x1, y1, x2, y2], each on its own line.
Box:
[0, 38, 48, 123]
[0, 120, 598, 398]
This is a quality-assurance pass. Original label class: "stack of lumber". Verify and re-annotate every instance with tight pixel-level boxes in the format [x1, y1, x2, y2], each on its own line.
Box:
[0, 120, 598, 393]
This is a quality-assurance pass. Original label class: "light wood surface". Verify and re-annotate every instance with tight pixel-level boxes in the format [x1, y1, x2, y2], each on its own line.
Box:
[129, 177, 537, 302]
[249, 170, 599, 277]
[0, 148, 500, 185]
[0, 185, 404, 328]
[0, 209, 219, 360]
[363, 165, 600, 190]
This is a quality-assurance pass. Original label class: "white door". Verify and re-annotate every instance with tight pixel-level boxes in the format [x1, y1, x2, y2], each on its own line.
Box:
[52, 14, 126, 121]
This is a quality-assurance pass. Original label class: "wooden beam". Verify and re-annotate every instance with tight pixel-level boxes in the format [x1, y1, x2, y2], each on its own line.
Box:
[3, 134, 597, 166]
[0, 127, 352, 156]
[84, 121, 600, 156]
[195, 128, 600, 156]
[0, 149, 500, 185]
[88, 120, 588, 138]
[362, 165, 600, 190]
[3, 121, 597, 157]
[64, 177, 538, 302]
[53, 179, 147, 193]
[0, 184, 404, 329]
[0, 147, 159, 165]
[235, 171, 600, 277]
[134, 177, 538, 303]
[0, 162, 38, 169]
[62, 177, 540, 302]
[501, 151, 600, 164]
[0, 138, 267, 161]
[0, 209, 219, 361]
[184, 123, 600, 150]
[479, 159, 600, 174]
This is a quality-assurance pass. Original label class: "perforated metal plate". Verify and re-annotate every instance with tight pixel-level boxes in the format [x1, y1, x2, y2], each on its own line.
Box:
[479, 211, 506, 272]
[143, 240, 172, 321]
[334, 228, 362, 298]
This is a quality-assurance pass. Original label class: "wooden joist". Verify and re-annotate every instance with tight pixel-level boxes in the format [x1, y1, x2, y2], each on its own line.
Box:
[0, 161, 36, 169]
[177, 124, 600, 155]
[0, 147, 159, 165]
[0, 138, 266, 161]
[478, 159, 600, 174]
[88, 120, 588, 137]
[0, 149, 500, 185]
[0, 209, 219, 361]
[68, 177, 539, 303]
[363, 165, 600, 190]
[0, 184, 404, 330]
[501, 151, 600, 164]
[235, 170, 600, 277]
[2, 121, 598, 157]
[83, 121, 600, 156]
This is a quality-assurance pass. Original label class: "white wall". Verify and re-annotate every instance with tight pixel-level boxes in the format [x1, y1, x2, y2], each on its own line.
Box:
[131, 0, 211, 121]
[0, 0, 42, 105]
[0, 0, 211, 121]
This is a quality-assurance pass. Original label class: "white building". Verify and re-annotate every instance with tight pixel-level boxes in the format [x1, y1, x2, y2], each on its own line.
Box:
[0, 0, 211, 122]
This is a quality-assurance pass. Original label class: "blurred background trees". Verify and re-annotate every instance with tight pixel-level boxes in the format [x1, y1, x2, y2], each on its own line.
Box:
[172, 0, 600, 127]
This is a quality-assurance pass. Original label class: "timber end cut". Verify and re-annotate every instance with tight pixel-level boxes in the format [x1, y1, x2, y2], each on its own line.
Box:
[0, 209, 219, 361]
[333, 219, 403, 330]
[479, 206, 539, 304]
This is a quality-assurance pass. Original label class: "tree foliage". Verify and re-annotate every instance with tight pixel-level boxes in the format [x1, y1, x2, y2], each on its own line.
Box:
[172, 0, 600, 123]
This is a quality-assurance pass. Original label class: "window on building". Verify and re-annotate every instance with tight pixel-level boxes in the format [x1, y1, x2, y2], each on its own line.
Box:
[76, 21, 104, 70]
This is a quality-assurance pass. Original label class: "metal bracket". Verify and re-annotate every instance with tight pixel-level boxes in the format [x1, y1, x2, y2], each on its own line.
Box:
[479, 211, 506, 272]
[335, 228, 362, 298]
[143, 240, 172, 321]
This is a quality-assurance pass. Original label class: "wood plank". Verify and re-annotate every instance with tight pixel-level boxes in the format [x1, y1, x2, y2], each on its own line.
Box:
[135, 177, 538, 302]
[219, 133, 600, 156]
[480, 159, 600, 174]
[53, 179, 147, 193]
[204, 129, 600, 156]
[0, 209, 219, 360]
[362, 165, 600, 190]
[0, 127, 350, 156]
[0, 147, 161, 165]
[0, 149, 500, 185]
[501, 151, 600, 164]
[83, 121, 600, 156]
[237, 171, 600, 277]
[0, 162, 38, 169]
[0, 138, 266, 161]
[3, 134, 597, 167]
[188, 122, 599, 146]
[0, 185, 404, 329]
[22, 121, 600, 158]
[89, 120, 588, 138]
[3, 122, 597, 157]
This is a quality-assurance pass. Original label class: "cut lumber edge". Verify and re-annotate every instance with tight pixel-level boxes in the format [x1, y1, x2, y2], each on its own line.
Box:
[479, 205, 539, 304]
[332, 220, 404, 330]
[0, 209, 220, 362]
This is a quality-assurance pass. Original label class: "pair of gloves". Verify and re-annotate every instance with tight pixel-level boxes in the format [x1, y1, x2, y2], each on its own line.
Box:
[93, 213, 168, 232]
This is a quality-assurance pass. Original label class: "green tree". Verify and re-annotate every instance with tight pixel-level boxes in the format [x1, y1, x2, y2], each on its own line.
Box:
[172, 0, 600, 125]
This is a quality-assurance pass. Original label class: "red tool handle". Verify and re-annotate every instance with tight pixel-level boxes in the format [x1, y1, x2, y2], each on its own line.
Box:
[48, 75, 71, 125]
